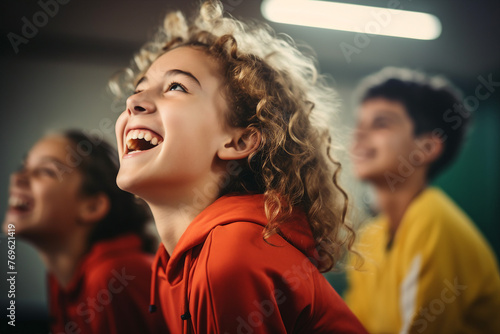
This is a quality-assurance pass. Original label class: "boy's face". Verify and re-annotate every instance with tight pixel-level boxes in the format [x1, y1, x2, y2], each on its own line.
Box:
[351, 97, 420, 183]
[115, 46, 232, 202]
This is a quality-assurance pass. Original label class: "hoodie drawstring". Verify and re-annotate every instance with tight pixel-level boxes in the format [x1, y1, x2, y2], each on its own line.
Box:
[149, 247, 193, 333]
[182, 249, 193, 334]
[149, 251, 161, 313]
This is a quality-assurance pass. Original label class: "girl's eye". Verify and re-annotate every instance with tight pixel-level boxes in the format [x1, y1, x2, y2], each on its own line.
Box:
[34, 167, 58, 178]
[167, 82, 187, 93]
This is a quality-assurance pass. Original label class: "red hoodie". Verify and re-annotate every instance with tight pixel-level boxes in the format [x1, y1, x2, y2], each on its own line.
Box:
[49, 234, 167, 334]
[150, 194, 367, 333]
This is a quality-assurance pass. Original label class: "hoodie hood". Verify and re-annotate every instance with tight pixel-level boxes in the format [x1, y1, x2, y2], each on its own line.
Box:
[149, 194, 316, 315]
[52, 234, 142, 294]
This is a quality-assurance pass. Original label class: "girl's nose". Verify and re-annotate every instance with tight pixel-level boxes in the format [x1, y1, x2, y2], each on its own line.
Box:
[11, 169, 29, 189]
[126, 92, 157, 115]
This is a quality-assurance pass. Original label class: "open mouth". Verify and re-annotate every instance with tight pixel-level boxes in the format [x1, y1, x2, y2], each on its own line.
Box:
[8, 196, 33, 213]
[126, 129, 163, 154]
[352, 148, 376, 161]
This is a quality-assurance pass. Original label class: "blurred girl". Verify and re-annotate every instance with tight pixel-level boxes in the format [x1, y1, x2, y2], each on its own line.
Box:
[3, 130, 167, 334]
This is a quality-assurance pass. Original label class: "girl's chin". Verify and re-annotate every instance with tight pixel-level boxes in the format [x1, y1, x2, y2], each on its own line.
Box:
[116, 175, 138, 193]
[3, 220, 32, 238]
[116, 173, 156, 199]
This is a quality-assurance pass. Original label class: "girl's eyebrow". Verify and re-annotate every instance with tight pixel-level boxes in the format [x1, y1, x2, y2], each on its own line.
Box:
[135, 69, 202, 90]
[35, 156, 67, 169]
[166, 69, 201, 88]
[135, 76, 147, 88]
[22, 156, 68, 172]
[39, 156, 72, 173]
[39, 156, 65, 164]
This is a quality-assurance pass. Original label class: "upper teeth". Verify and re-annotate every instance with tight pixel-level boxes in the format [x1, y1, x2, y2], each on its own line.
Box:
[126, 129, 162, 151]
[9, 196, 30, 208]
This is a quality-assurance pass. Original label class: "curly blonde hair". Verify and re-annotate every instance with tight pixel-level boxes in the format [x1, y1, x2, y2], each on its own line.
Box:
[110, 0, 355, 272]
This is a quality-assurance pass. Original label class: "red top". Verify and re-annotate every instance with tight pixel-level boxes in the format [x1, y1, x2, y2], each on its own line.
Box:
[150, 194, 368, 333]
[49, 234, 167, 334]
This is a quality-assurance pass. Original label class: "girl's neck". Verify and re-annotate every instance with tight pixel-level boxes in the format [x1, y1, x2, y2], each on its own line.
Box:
[148, 194, 216, 256]
[146, 170, 226, 255]
[37, 234, 89, 288]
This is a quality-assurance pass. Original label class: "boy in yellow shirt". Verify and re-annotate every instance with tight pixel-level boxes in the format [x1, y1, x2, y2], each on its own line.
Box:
[345, 68, 500, 333]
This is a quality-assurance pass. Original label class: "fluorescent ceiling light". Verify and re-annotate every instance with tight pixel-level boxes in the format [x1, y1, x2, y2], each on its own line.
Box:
[261, 0, 442, 40]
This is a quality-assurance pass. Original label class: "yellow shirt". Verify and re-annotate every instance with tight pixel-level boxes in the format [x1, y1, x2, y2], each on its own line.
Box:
[345, 187, 500, 333]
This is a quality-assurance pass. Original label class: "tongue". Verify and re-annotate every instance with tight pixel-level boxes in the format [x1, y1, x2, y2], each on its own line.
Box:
[129, 138, 156, 152]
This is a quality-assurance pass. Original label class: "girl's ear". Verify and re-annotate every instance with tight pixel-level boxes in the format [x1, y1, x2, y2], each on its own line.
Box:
[415, 133, 444, 164]
[77, 193, 111, 225]
[217, 127, 261, 161]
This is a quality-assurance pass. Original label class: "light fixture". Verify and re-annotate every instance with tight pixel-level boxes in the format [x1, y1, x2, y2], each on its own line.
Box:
[261, 0, 442, 40]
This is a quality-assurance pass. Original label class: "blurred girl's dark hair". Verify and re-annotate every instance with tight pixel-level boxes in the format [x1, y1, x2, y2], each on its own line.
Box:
[63, 129, 156, 253]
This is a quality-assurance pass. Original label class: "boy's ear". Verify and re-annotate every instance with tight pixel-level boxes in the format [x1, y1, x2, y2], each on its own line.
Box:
[217, 127, 261, 161]
[415, 133, 444, 164]
[77, 193, 110, 225]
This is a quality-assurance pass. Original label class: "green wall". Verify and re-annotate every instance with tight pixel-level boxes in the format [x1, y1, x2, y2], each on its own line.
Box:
[433, 103, 500, 259]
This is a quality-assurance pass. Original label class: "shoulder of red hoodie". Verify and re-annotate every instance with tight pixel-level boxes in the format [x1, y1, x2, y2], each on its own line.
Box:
[153, 194, 367, 334]
[49, 234, 168, 334]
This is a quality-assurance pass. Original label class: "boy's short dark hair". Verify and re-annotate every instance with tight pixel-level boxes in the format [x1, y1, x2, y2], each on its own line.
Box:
[356, 67, 469, 180]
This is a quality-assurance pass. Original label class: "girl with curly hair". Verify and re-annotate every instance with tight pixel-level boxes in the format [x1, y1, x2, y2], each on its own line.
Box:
[111, 1, 366, 332]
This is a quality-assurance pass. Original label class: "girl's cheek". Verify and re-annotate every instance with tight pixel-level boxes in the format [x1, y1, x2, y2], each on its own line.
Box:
[115, 112, 128, 135]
